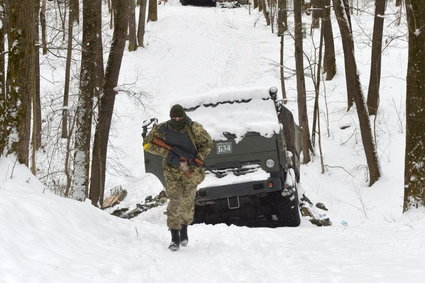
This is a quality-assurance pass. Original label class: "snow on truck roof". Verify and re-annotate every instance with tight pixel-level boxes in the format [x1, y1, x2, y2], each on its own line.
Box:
[175, 87, 281, 142]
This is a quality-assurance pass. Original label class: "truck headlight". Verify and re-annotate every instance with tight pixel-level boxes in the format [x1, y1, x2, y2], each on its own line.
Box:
[266, 159, 275, 168]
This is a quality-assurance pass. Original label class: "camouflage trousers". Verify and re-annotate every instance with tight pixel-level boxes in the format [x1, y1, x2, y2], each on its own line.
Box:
[164, 164, 205, 230]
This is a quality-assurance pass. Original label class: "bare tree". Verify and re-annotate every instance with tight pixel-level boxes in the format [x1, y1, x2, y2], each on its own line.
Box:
[72, 0, 102, 201]
[90, 0, 129, 207]
[94, 0, 104, 102]
[0, 0, 6, 98]
[128, 0, 137, 51]
[0, 0, 36, 165]
[335, 0, 355, 110]
[294, 0, 312, 163]
[333, 0, 381, 186]
[277, 0, 287, 102]
[137, 0, 148, 47]
[40, 0, 47, 55]
[342, 0, 351, 28]
[32, 0, 42, 175]
[279, 34, 287, 103]
[261, 0, 271, 26]
[62, 0, 79, 139]
[148, 0, 158, 22]
[277, 0, 287, 34]
[311, 0, 322, 29]
[323, 0, 336, 80]
[403, 0, 425, 211]
[312, 19, 325, 148]
[366, 0, 386, 116]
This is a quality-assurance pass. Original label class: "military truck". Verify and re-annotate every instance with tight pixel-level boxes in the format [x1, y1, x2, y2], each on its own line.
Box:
[142, 87, 302, 227]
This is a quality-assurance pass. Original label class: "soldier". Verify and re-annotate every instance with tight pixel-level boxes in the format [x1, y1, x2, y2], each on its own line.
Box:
[143, 104, 213, 251]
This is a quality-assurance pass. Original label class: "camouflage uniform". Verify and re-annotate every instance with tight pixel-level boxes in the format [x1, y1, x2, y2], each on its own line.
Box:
[144, 118, 212, 230]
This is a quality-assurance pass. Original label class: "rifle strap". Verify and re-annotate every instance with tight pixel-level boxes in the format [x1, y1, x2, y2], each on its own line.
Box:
[184, 124, 198, 152]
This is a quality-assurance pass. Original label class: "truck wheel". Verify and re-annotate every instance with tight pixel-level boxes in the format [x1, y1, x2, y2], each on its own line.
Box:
[275, 192, 301, 227]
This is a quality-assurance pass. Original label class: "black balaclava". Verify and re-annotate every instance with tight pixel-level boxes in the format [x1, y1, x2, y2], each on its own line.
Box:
[169, 104, 186, 131]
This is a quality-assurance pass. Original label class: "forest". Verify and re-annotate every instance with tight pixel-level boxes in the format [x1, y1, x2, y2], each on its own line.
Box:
[0, 0, 425, 280]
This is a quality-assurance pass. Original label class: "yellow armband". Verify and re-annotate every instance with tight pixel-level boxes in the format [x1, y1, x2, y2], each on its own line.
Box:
[143, 143, 150, 150]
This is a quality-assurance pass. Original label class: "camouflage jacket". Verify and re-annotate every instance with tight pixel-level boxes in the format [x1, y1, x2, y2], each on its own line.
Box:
[144, 118, 213, 163]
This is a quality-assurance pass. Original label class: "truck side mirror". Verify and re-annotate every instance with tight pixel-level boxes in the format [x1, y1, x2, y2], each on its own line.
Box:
[142, 118, 158, 139]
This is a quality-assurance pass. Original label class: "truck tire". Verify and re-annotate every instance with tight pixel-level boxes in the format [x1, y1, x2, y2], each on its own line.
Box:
[275, 192, 301, 227]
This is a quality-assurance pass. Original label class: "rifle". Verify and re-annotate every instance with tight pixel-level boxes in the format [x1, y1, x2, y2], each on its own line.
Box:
[151, 137, 206, 177]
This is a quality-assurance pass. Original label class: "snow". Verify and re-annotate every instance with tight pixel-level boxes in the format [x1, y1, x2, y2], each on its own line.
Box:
[2, 2, 425, 282]
[200, 166, 270, 188]
[179, 87, 281, 142]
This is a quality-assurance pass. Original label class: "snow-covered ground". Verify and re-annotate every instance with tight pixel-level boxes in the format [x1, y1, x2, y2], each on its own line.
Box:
[1, 1, 425, 282]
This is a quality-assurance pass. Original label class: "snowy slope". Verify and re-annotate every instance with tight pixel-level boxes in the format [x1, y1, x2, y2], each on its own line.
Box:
[1, 157, 425, 282]
[1, 1, 425, 282]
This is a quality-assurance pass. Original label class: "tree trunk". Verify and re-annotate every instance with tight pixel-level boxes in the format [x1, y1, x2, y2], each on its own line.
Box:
[128, 0, 137, 51]
[335, 0, 354, 110]
[72, 0, 100, 201]
[269, 0, 275, 33]
[0, 0, 36, 165]
[366, 0, 385, 116]
[0, 0, 6, 99]
[0, 0, 6, 157]
[277, 0, 287, 34]
[323, 0, 336, 80]
[403, 0, 425, 211]
[333, 0, 381, 186]
[70, 0, 79, 23]
[311, 0, 322, 29]
[312, 20, 324, 147]
[34, 0, 41, 151]
[263, 0, 271, 26]
[342, 0, 351, 29]
[94, 0, 104, 103]
[62, 0, 79, 139]
[258, 0, 263, 12]
[279, 34, 287, 103]
[90, 0, 129, 207]
[148, 0, 157, 22]
[32, 0, 42, 175]
[395, 0, 401, 7]
[40, 0, 47, 55]
[137, 0, 148, 47]
[294, 0, 311, 163]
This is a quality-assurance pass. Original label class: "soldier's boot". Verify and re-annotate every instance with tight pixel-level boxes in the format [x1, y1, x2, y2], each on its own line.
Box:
[180, 225, 188, 247]
[168, 229, 180, 251]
